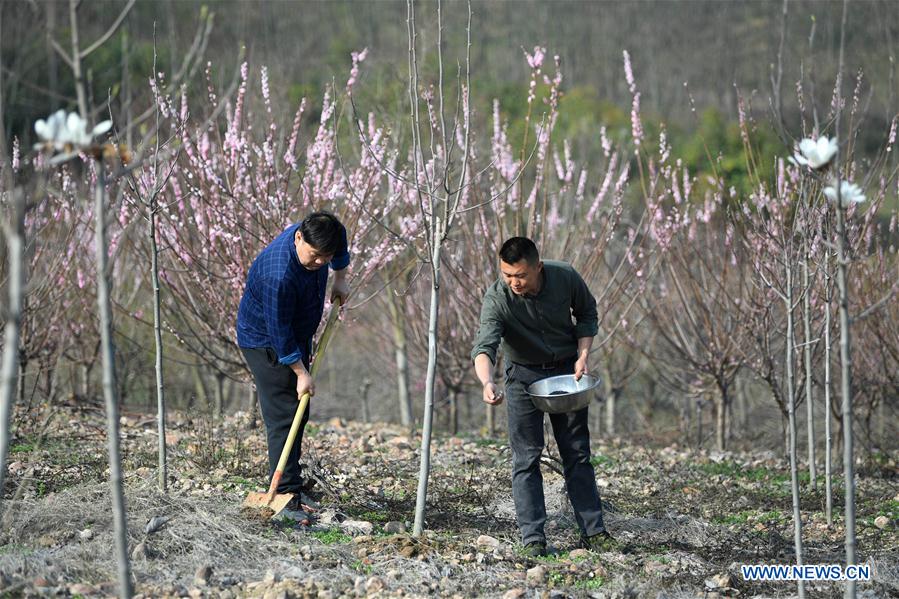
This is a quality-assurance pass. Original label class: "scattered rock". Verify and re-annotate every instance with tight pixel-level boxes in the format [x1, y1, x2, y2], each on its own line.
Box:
[262, 588, 287, 599]
[874, 515, 890, 529]
[643, 560, 672, 576]
[69, 583, 98, 595]
[33, 576, 51, 588]
[365, 576, 385, 593]
[503, 590, 526, 599]
[78, 528, 94, 541]
[145, 515, 171, 534]
[705, 573, 732, 589]
[131, 541, 151, 560]
[526, 565, 546, 583]
[194, 565, 213, 586]
[383, 520, 406, 534]
[476, 534, 501, 550]
[340, 519, 374, 536]
[187, 588, 203, 599]
[264, 569, 280, 584]
[569, 549, 590, 559]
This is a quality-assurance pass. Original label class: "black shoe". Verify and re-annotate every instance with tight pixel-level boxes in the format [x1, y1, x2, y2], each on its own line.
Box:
[584, 531, 620, 553]
[521, 541, 548, 558]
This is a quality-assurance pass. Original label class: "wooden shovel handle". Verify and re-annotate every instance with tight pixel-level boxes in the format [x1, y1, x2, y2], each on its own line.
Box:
[266, 298, 342, 496]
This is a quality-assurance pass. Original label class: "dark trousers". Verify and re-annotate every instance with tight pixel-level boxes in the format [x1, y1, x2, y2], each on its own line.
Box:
[504, 359, 605, 545]
[241, 347, 310, 494]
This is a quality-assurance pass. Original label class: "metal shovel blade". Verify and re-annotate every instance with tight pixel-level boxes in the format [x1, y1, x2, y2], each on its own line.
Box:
[242, 490, 294, 516]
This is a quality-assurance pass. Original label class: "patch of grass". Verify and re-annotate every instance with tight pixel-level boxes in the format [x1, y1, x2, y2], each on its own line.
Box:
[347, 510, 388, 523]
[473, 437, 502, 448]
[10, 442, 35, 454]
[590, 453, 615, 468]
[351, 559, 373, 575]
[547, 570, 566, 586]
[697, 460, 769, 481]
[305, 425, 320, 437]
[309, 528, 352, 545]
[0, 543, 32, 556]
[574, 576, 605, 591]
[713, 510, 753, 525]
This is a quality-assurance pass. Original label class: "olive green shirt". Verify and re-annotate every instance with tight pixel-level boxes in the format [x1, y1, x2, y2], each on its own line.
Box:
[470, 260, 598, 366]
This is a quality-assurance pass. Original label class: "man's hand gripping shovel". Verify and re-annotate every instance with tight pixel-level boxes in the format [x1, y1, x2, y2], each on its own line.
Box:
[242, 298, 343, 518]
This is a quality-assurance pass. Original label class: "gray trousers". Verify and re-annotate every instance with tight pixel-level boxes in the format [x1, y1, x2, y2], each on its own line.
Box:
[504, 359, 605, 545]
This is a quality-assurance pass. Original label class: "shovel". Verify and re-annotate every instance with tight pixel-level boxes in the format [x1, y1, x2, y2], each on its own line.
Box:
[243, 297, 343, 516]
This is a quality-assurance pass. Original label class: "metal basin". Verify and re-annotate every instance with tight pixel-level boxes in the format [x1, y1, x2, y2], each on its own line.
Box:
[526, 374, 601, 414]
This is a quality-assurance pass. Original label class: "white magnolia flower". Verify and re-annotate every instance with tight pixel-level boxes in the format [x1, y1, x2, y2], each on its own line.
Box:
[789, 136, 838, 169]
[824, 180, 866, 208]
[34, 109, 112, 152]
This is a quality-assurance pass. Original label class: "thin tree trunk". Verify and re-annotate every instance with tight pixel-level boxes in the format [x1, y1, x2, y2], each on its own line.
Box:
[15, 356, 26, 408]
[245, 382, 257, 429]
[824, 251, 834, 527]
[94, 165, 134, 598]
[413, 241, 441, 537]
[80, 362, 91, 398]
[835, 204, 856, 598]
[360, 378, 371, 424]
[68, 0, 88, 119]
[802, 257, 817, 490]
[388, 289, 413, 427]
[785, 271, 806, 599]
[150, 206, 167, 492]
[449, 389, 458, 435]
[213, 372, 224, 421]
[696, 399, 703, 449]
[0, 188, 26, 517]
[716, 397, 726, 451]
[601, 363, 616, 436]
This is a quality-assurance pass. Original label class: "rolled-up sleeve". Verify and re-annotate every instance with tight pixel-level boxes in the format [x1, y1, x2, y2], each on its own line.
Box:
[470, 293, 504, 364]
[329, 224, 351, 271]
[261, 277, 303, 365]
[571, 270, 598, 339]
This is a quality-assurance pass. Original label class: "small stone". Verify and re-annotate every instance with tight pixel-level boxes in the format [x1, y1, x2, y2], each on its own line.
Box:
[526, 565, 546, 583]
[69, 583, 98, 595]
[365, 576, 385, 593]
[340, 520, 374, 536]
[705, 573, 732, 589]
[383, 521, 407, 534]
[874, 515, 890, 529]
[78, 529, 93, 541]
[475, 534, 501, 550]
[131, 542, 150, 560]
[643, 560, 670, 575]
[569, 549, 590, 559]
[262, 589, 287, 599]
[593, 565, 607, 578]
[194, 565, 213, 586]
[461, 552, 474, 562]
[36, 534, 57, 548]
[187, 588, 203, 599]
[503, 589, 526, 599]
[33, 576, 50, 587]
[264, 569, 279, 584]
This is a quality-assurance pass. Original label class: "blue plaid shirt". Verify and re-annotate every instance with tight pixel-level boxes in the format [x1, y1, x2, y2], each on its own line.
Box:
[236, 223, 350, 365]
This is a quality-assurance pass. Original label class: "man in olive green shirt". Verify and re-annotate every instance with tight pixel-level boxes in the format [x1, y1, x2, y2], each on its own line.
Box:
[471, 237, 613, 556]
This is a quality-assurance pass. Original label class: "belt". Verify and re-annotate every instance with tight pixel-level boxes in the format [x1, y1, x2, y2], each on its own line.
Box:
[515, 356, 576, 370]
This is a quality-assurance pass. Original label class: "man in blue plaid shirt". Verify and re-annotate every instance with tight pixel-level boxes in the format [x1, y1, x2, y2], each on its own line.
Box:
[237, 212, 350, 498]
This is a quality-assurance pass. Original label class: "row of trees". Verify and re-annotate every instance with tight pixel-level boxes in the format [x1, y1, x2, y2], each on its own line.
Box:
[1, 1, 895, 597]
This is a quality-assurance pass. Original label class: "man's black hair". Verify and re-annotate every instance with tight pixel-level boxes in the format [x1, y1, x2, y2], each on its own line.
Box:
[300, 211, 343, 255]
[499, 237, 540, 265]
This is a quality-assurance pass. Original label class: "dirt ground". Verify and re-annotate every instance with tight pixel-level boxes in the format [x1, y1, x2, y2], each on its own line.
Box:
[1, 401, 896, 598]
